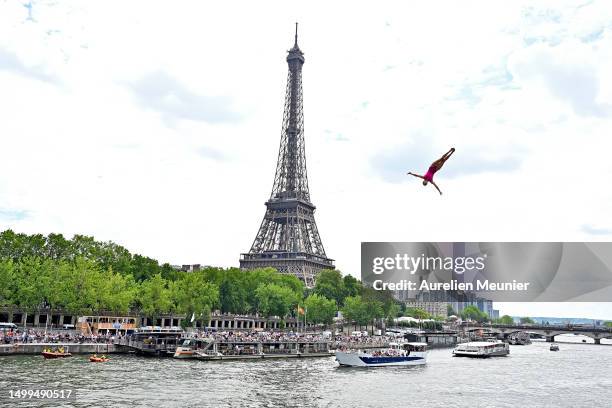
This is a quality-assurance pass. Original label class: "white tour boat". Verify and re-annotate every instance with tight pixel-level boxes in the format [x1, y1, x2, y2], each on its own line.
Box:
[335, 342, 428, 367]
[452, 341, 509, 358]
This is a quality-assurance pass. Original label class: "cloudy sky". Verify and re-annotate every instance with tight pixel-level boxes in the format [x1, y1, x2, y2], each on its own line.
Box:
[1, 1, 611, 319]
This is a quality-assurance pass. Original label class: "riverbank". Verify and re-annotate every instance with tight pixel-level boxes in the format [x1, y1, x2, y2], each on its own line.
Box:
[0, 343, 121, 355]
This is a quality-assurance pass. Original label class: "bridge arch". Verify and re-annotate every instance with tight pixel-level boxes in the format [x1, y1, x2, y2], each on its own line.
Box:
[460, 325, 612, 343]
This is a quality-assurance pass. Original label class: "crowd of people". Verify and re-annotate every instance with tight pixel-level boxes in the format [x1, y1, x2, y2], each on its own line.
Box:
[193, 330, 330, 343]
[185, 329, 398, 349]
[0, 328, 123, 345]
[2, 326, 399, 348]
[331, 334, 398, 350]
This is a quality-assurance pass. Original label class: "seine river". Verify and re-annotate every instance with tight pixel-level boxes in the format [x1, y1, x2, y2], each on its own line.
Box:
[1, 335, 611, 408]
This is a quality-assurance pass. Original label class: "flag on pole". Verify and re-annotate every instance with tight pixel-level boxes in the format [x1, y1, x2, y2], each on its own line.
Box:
[297, 306, 305, 315]
[190, 313, 195, 323]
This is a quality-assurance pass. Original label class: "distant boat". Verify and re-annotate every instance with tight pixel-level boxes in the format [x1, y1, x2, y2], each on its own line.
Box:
[507, 332, 531, 345]
[550, 344, 559, 351]
[335, 342, 428, 367]
[453, 341, 509, 358]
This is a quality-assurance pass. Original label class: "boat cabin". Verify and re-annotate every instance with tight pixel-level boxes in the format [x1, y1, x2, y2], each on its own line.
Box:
[388, 342, 427, 353]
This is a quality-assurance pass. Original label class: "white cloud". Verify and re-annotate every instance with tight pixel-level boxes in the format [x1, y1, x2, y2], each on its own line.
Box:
[125, 70, 243, 125]
[509, 40, 612, 117]
[582, 224, 612, 236]
[0, 47, 57, 82]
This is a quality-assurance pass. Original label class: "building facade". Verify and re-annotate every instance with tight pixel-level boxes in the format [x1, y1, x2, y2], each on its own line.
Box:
[405, 300, 448, 318]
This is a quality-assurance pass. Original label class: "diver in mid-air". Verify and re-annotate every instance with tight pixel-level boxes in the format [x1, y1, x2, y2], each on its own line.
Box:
[407, 148, 455, 195]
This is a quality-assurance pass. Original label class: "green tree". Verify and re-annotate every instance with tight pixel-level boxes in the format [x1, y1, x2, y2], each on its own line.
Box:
[99, 271, 137, 314]
[405, 307, 430, 320]
[172, 273, 219, 325]
[519, 317, 535, 324]
[139, 274, 172, 317]
[160, 263, 179, 281]
[130, 254, 162, 282]
[498, 315, 514, 325]
[341, 296, 370, 329]
[46, 260, 73, 310]
[65, 258, 107, 314]
[255, 283, 299, 319]
[274, 274, 305, 297]
[243, 268, 278, 312]
[44, 233, 71, 260]
[461, 305, 489, 323]
[386, 302, 400, 320]
[314, 269, 344, 306]
[362, 287, 395, 320]
[365, 298, 384, 332]
[219, 275, 248, 314]
[304, 294, 336, 325]
[0, 259, 16, 306]
[13, 257, 51, 311]
[342, 275, 361, 300]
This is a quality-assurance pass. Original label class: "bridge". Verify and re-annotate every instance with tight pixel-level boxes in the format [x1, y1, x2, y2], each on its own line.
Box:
[461, 323, 612, 344]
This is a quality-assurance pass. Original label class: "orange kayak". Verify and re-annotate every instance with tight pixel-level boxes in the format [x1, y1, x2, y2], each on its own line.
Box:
[42, 351, 72, 359]
[89, 356, 109, 362]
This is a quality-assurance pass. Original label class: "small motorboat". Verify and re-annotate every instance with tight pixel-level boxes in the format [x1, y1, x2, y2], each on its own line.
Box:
[550, 344, 559, 351]
[42, 350, 72, 359]
[89, 355, 110, 363]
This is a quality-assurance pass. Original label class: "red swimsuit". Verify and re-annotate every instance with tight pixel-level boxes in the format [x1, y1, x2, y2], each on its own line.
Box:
[424, 165, 437, 182]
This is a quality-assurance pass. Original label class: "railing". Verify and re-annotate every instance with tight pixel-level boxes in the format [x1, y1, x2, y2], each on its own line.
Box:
[240, 251, 334, 264]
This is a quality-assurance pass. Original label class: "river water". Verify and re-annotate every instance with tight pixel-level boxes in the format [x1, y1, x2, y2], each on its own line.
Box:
[1, 335, 611, 408]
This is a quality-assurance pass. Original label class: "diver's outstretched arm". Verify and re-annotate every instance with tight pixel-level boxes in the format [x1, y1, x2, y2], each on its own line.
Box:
[407, 172, 425, 180]
[431, 181, 442, 195]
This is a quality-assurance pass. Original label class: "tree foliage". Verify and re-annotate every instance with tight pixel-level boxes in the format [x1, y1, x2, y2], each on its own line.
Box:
[497, 315, 515, 325]
[314, 269, 345, 306]
[461, 305, 489, 323]
[172, 273, 219, 324]
[404, 307, 431, 320]
[255, 283, 299, 319]
[304, 294, 336, 325]
[341, 295, 384, 327]
[0, 230, 380, 323]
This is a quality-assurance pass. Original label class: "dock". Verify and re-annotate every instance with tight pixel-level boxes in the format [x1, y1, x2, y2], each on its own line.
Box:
[172, 335, 332, 360]
[0, 343, 120, 355]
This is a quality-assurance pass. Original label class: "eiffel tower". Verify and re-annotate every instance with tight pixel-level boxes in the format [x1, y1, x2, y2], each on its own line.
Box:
[240, 24, 334, 287]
